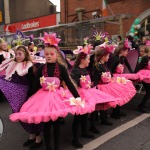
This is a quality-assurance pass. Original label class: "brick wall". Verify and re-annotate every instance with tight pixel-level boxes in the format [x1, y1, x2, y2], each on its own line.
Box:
[61, 0, 150, 36]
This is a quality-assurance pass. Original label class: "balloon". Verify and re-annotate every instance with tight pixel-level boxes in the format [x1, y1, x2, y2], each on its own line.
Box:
[134, 19, 140, 25]
[134, 31, 138, 35]
[130, 28, 135, 33]
[129, 33, 134, 37]
[131, 25, 135, 29]
[134, 36, 138, 40]
[136, 24, 141, 29]
[134, 25, 138, 29]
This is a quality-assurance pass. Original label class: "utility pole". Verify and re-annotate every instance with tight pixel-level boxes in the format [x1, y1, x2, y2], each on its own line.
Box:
[119, 16, 123, 36]
[4, 0, 10, 24]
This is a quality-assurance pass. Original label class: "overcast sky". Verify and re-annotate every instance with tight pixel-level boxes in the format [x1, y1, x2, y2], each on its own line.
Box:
[50, 0, 60, 12]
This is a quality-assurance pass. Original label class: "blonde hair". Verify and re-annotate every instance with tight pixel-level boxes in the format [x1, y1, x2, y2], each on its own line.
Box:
[144, 46, 150, 56]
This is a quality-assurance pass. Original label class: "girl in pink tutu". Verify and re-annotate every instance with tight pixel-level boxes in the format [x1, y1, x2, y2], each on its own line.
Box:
[10, 32, 86, 150]
[71, 45, 119, 148]
[0, 45, 43, 149]
[93, 44, 136, 119]
[109, 39, 140, 81]
[135, 44, 150, 112]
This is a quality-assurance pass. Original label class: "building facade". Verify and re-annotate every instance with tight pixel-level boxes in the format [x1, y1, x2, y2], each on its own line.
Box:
[9, 0, 56, 23]
[60, 0, 150, 37]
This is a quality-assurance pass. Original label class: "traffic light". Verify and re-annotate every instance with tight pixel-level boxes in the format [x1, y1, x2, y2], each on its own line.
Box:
[0, 11, 2, 22]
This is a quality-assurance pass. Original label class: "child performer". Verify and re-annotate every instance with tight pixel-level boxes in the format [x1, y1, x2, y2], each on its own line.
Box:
[0, 39, 15, 64]
[135, 43, 150, 112]
[10, 32, 91, 150]
[93, 43, 136, 119]
[109, 39, 133, 74]
[111, 39, 140, 80]
[0, 45, 43, 149]
[71, 45, 119, 148]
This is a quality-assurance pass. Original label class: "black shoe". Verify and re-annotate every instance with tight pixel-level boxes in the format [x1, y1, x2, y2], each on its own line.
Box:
[111, 114, 120, 119]
[60, 118, 65, 125]
[23, 139, 35, 147]
[101, 121, 113, 126]
[29, 141, 43, 150]
[72, 140, 83, 148]
[119, 112, 127, 117]
[89, 127, 100, 134]
[137, 107, 149, 113]
[81, 133, 95, 139]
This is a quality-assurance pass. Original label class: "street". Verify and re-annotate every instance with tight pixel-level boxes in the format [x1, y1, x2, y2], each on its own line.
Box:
[0, 93, 150, 150]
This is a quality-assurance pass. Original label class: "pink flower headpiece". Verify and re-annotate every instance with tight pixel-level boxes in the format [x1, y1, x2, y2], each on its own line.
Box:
[73, 44, 93, 55]
[146, 40, 150, 46]
[40, 32, 61, 47]
[99, 42, 116, 53]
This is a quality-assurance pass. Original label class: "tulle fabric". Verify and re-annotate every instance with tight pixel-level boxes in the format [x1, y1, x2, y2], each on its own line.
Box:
[137, 69, 150, 83]
[113, 73, 140, 81]
[98, 80, 136, 107]
[78, 88, 119, 111]
[10, 87, 96, 124]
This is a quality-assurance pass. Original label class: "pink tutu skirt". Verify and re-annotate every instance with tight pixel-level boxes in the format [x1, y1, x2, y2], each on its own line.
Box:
[113, 73, 140, 81]
[137, 69, 150, 83]
[78, 88, 119, 111]
[98, 80, 136, 107]
[10, 88, 94, 124]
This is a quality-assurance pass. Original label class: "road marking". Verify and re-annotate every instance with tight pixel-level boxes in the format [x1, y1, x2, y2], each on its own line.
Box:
[77, 114, 150, 150]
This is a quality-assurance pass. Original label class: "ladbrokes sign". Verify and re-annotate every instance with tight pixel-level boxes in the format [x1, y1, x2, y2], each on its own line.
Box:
[21, 21, 40, 30]
[4, 14, 57, 33]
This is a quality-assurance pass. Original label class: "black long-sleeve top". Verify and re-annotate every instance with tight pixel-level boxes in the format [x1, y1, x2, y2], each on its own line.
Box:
[109, 55, 133, 73]
[71, 67, 89, 87]
[93, 63, 113, 87]
[33, 63, 80, 98]
[135, 56, 150, 73]
[0, 55, 5, 64]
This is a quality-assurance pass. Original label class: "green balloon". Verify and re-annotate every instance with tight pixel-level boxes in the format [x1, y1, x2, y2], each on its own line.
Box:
[134, 36, 138, 40]
[130, 28, 135, 33]
[134, 19, 140, 25]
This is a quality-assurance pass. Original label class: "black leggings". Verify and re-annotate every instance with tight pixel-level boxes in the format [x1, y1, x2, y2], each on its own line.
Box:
[139, 82, 150, 108]
[72, 114, 88, 141]
[43, 119, 60, 150]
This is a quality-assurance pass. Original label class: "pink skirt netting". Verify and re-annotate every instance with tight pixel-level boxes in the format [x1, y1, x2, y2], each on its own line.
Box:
[10, 88, 96, 124]
[98, 80, 136, 107]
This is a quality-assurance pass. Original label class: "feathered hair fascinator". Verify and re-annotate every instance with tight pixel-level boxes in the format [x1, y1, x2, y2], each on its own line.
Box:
[12, 30, 32, 46]
[146, 40, 150, 46]
[83, 37, 89, 45]
[99, 42, 116, 53]
[40, 32, 61, 47]
[93, 31, 109, 41]
[73, 44, 93, 55]
[0, 38, 5, 43]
